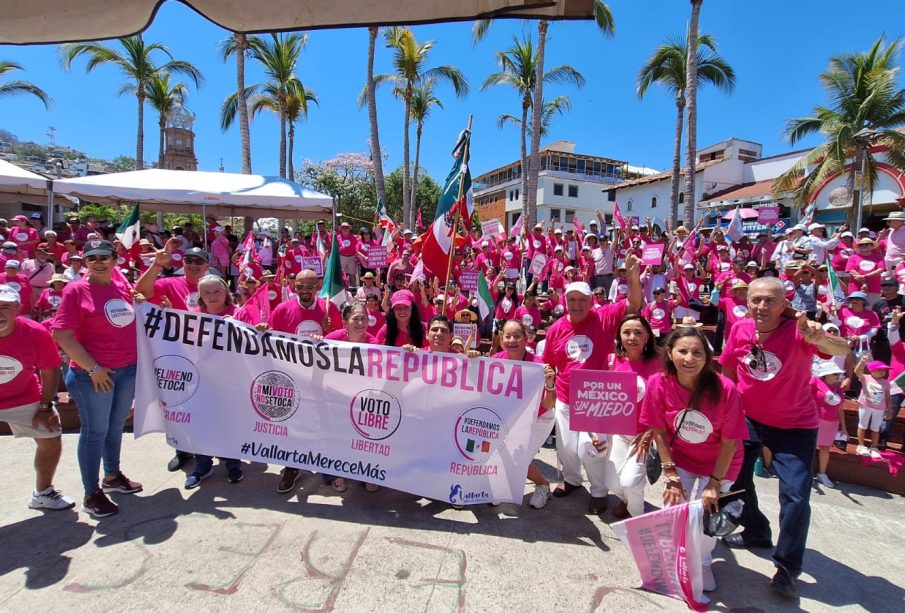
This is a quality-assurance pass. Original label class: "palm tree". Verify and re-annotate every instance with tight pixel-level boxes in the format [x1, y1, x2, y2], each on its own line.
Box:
[60, 35, 203, 170]
[283, 80, 319, 180]
[774, 36, 905, 227]
[683, 0, 703, 226]
[482, 35, 585, 224]
[474, 2, 613, 227]
[409, 79, 443, 219]
[220, 33, 308, 178]
[219, 33, 253, 173]
[637, 33, 735, 226]
[375, 27, 469, 228]
[366, 26, 387, 207]
[0, 61, 52, 108]
[145, 72, 189, 168]
[497, 96, 573, 137]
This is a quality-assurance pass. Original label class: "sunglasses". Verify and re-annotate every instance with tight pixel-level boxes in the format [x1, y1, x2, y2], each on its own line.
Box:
[183, 256, 206, 265]
[295, 284, 316, 290]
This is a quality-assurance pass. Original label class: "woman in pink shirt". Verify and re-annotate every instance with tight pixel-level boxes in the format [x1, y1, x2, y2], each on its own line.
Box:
[845, 237, 884, 300]
[640, 326, 748, 592]
[641, 286, 675, 339]
[53, 239, 143, 519]
[838, 292, 880, 350]
[376, 289, 425, 348]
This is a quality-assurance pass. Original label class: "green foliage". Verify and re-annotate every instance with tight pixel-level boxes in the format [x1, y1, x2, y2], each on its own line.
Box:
[110, 155, 137, 171]
[385, 166, 440, 225]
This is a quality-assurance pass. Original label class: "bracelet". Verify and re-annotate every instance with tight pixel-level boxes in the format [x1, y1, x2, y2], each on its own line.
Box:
[87, 364, 100, 376]
[710, 475, 725, 485]
[544, 384, 555, 391]
[662, 461, 676, 470]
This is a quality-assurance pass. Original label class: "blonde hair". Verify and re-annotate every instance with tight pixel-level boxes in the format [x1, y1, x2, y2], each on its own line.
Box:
[197, 274, 234, 311]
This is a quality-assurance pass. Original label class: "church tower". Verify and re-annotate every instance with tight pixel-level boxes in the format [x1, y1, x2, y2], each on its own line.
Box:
[161, 105, 198, 171]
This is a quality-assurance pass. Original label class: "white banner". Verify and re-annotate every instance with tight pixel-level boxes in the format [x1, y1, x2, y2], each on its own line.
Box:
[134, 303, 544, 505]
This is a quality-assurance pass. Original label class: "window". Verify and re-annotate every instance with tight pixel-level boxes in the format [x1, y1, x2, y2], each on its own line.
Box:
[553, 183, 564, 196]
[593, 161, 601, 175]
[627, 199, 633, 212]
[565, 210, 575, 224]
[514, 189, 520, 201]
[568, 185, 579, 198]
[679, 192, 685, 204]
[551, 155, 560, 171]
[651, 195, 658, 208]
[550, 208, 561, 223]
[576, 159, 585, 173]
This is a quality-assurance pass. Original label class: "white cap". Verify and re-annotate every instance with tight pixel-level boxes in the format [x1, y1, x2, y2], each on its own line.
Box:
[44, 230, 57, 237]
[403, 229, 413, 235]
[858, 227, 871, 233]
[813, 360, 845, 377]
[554, 245, 564, 252]
[564, 281, 592, 297]
[683, 263, 694, 270]
[435, 293, 445, 302]
[0, 284, 20, 303]
[823, 322, 840, 333]
[792, 224, 807, 232]
[481, 240, 489, 247]
[746, 261, 758, 267]
[808, 223, 824, 231]
[4, 259, 20, 268]
[841, 231, 854, 238]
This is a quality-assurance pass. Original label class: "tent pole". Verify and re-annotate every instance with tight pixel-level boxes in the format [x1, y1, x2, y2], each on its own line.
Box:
[202, 202, 208, 250]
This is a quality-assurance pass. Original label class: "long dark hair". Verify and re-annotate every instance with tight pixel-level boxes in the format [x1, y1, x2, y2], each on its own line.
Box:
[615, 314, 657, 361]
[663, 327, 721, 410]
[386, 300, 424, 347]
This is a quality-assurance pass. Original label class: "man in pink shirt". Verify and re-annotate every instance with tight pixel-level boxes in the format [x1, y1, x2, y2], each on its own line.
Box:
[0, 284, 74, 510]
[543, 255, 642, 514]
[884, 211, 905, 270]
[135, 245, 211, 312]
[719, 276, 849, 598]
[336, 221, 361, 286]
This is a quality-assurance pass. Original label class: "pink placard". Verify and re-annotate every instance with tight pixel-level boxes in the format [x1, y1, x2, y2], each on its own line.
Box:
[528, 253, 547, 276]
[757, 206, 779, 225]
[299, 256, 324, 276]
[458, 270, 479, 292]
[568, 370, 639, 435]
[641, 243, 665, 266]
[367, 246, 388, 268]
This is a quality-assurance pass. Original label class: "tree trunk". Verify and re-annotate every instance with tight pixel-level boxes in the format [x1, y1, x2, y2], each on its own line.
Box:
[367, 26, 387, 207]
[287, 121, 295, 180]
[136, 91, 145, 170]
[410, 122, 423, 227]
[670, 98, 685, 227]
[235, 32, 252, 174]
[520, 97, 530, 229]
[682, 0, 702, 226]
[527, 20, 548, 229]
[279, 101, 287, 179]
[402, 85, 413, 228]
[158, 115, 166, 169]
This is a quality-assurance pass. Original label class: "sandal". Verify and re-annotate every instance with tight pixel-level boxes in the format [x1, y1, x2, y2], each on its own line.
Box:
[331, 478, 348, 493]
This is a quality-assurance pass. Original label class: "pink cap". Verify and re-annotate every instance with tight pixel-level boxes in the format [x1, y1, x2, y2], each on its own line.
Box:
[11, 215, 27, 222]
[867, 360, 890, 373]
[390, 289, 415, 308]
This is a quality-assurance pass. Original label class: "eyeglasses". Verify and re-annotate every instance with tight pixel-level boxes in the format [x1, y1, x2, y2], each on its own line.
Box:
[184, 256, 206, 265]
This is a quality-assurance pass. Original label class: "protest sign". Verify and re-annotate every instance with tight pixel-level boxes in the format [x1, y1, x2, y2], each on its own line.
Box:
[528, 253, 547, 276]
[453, 323, 478, 348]
[481, 219, 502, 238]
[134, 303, 543, 505]
[299, 256, 323, 277]
[641, 244, 666, 266]
[568, 370, 639, 435]
[458, 271, 479, 292]
[757, 206, 779, 225]
[367, 246, 388, 269]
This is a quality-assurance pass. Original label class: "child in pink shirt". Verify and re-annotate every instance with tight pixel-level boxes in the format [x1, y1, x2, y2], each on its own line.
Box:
[854, 357, 892, 459]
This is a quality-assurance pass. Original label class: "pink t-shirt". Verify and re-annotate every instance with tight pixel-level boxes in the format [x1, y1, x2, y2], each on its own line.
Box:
[719, 318, 820, 428]
[838, 307, 880, 338]
[0, 317, 61, 410]
[642, 299, 674, 335]
[153, 276, 200, 311]
[324, 329, 377, 343]
[641, 373, 747, 480]
[543, 301, 627, 403]
[810, 377, 844, 422]
[54, 279, 137, 369]
[10, 226, 39, 256]
[268, 297, 342, 339]
[858, 374, 890, 412]
[515, 305, 542, 329]
[337, 233, 360, 257]
[365, 308, 385, 337]
[845, 253, 884, 294]
[611, 354, 662, 436]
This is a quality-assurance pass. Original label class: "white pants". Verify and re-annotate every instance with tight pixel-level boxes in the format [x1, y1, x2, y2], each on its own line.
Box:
[605, 434, 647, 517]
[674, 468, 733, 566]
[554, 400, 611, 497]
[858, 406, 885, 431]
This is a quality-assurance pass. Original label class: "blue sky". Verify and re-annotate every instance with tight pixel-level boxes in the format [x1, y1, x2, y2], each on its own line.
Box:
[1, 0, 904, 185]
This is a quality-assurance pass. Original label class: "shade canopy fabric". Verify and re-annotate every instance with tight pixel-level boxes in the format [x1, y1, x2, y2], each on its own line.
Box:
[1, 0, 596, 45]
[52, 168, 333, 219]
[0, 159, 49, 205]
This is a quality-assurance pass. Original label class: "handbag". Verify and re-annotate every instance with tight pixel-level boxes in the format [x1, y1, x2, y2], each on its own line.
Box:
[645, 410, 690, 485]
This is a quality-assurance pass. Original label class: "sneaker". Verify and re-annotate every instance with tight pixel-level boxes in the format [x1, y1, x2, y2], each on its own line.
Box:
[770, 566, 799, 599]
[816, 473, 834, 488]
[276, 468, 300, 493]
[529, 484, 551, 509]
[184, 468, 214, 489]
[82, 490, 119, 518]
[227, 467, 244, 484]
[331, 477, 348, 493]
[702, 565, 716, 592]
[869, 448, 883, 460]
[28, 486, 76, 510]
[856, 445, 870, 457]
[365, 483, 379, 492]
[167, 451, 192, 472]
[101, 472, 143, 494]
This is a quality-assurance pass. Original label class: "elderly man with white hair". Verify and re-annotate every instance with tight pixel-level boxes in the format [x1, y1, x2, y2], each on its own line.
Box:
[806, 222, 842, 264]
[543, 254, 642, 515]
[883, 210, 905, 270]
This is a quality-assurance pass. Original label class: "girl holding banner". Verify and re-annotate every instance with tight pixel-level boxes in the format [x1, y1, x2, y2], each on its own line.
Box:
[640, 327, 748, 592]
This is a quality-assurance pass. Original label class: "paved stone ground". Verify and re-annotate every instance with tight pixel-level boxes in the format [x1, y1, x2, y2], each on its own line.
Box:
[1, 433, 904, 612]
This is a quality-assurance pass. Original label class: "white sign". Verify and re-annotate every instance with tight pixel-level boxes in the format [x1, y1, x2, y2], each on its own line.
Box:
[134, 304, 544, 504]
[481, 219, 502, 238]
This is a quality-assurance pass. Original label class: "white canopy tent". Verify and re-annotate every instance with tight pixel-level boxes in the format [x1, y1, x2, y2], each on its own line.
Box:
[0, 0, 596, 44]
[0, 159, 49, 204]
[52, 168, 333, 220]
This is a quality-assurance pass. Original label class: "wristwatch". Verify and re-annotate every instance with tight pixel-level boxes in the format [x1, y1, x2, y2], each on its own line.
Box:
[37, 401, 53, 412]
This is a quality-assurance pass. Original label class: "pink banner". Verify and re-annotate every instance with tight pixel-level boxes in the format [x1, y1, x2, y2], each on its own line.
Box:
[757, 206, 779, 225]
[612, 502, 708, 611]
[568, 370, 639, 435]
[641, 244, 666, 266]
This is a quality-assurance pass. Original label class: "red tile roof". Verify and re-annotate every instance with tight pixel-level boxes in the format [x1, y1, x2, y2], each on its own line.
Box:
[609, 159, 724, 190]
[699, 179, 777, 204]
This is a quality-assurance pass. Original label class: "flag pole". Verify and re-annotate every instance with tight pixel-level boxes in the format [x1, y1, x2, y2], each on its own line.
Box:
[443, 115, 474, 295]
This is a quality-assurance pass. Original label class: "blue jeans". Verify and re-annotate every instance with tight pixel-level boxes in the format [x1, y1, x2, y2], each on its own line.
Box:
[66, 364, 137, 497]
[732, 418, 817, 577]
[194, 455, 240, 475]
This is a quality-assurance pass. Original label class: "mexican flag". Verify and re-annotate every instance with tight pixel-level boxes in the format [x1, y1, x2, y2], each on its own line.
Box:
[377, 199, 395, 247]
[318, 233, 346, 308]
[476, 272, 493, 321]
[420, 129, 472, 276]
[115, 203, 141, 258]
[826, 254, 845, 309]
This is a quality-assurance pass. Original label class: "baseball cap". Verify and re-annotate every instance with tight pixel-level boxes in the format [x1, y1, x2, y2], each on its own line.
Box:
[881, 277, 898, 287]
[390, 289, 415, 308]
[2, 242, 17, 251]
[29, 212, 42, 220]
[4, 259, 20, 269]
[0, 284, 20, 303]
[564, 281, 592, 296]
[184, 247, 209, 262]
[847, 291, 868, 301]
[683, 263, 694, 270]
[82, 239, 116, 258]
[11, 215, 27, 222]
[867, 361, 890, 374]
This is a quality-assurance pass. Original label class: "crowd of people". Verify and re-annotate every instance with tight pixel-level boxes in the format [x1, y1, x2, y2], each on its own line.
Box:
[4, 205, 905, 600]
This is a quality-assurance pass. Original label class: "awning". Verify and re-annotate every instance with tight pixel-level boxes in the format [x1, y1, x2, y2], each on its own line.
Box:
[52, 168, 333, 219]
[0, 159, 49, 205]
[1, 0, 597, 45]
